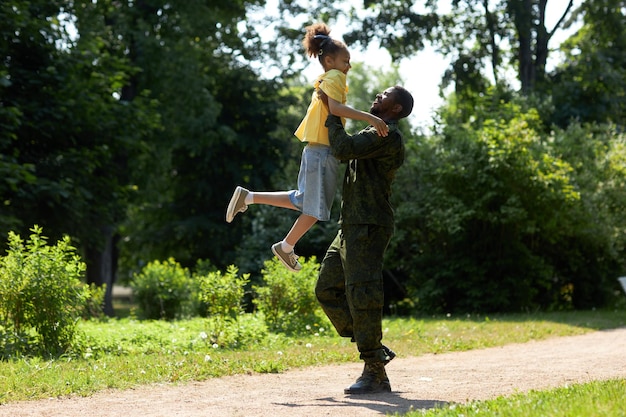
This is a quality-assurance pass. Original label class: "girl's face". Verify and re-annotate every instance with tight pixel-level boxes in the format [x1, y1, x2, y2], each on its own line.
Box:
[325, 49, 352, 74]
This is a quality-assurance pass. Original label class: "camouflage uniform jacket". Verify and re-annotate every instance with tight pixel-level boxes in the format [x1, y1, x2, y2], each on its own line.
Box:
[325, 115, 405, 228]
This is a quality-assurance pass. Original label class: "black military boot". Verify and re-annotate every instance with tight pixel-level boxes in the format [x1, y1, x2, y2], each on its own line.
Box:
[344, 361, 391, 394]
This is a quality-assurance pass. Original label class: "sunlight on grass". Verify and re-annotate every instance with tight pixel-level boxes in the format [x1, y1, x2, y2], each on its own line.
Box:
[0, 309, 624, 404]
[399, 379, 626, 417]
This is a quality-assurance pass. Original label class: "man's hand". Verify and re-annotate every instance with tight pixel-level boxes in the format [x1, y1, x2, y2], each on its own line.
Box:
[317, 89, 329, 109]
[367, 114, 389, 137]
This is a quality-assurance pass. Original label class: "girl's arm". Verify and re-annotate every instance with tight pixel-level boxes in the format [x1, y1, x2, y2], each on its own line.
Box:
[328, 97, 389, 137]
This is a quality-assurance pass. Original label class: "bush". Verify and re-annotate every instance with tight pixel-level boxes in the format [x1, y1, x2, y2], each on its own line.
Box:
[253, 256, 330, 335]
[0, 226, 90, 357]
[202, 313, 269, 349]
[194, 265, 268, 348]
[391, 99, 626, 313]
[197, 265, 249, 319]
[130, 258, 193, 320]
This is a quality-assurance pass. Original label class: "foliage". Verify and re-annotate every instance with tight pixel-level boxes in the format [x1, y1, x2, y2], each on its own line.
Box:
[338, 0, 576, 95]
[2, 0, 626, 320]
[550, 0, 626, 127]
[197, 265, 249, 319]
[253, 257, 331, 334]
[390, 96, 625, 313]
[82, 283, 106, 320]
[548, 123, 626, 308]
[130, 259, 193, 320]
[0, 0, 159, 248]
[202, 313, 269, 349]
[0, 226, 90, 357]
[108, 0, 290, 276]
[194, 265, 259, 347]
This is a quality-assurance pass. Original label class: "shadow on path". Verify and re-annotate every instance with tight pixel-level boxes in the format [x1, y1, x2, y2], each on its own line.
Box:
[275, 392, 450, 415]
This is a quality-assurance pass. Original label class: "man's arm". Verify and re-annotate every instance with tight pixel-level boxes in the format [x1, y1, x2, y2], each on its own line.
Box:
[325, 115, 391, 161]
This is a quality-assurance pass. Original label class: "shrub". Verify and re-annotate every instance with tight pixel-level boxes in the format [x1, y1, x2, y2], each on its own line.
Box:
[0, 226, 89, 357]
[197, 265, 249, 319]
[253, 256, 330, 335]
[392, 100, 626, 313]
[202, 313, 268, 349]
[130, 258, 192, 320]
[194, 265, 265, 347]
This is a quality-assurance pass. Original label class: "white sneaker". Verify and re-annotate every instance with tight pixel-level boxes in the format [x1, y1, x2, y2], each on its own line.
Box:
[271, 242, 302, 272]
[226, 186, 249, 223]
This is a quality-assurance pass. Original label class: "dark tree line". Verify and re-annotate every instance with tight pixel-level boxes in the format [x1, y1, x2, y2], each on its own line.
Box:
[2, 0, 625, 313]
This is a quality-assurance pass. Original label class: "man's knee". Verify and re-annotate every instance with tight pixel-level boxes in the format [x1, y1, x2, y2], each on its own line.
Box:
[316, 253, 343, 299]
[348, 281, 384, 311]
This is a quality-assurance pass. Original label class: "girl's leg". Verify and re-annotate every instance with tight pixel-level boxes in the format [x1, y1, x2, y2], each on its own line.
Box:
[226, 188, 298, 223]
[284, 213, 318, 246]
[272, 213, 317, 272]
[250, 191, 298, 210]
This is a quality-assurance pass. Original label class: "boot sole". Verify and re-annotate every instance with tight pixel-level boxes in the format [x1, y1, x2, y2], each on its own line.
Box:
[344, 383, 392, 395]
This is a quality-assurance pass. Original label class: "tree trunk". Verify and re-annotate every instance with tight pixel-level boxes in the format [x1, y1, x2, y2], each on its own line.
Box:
[535, 0, 550, 85]
[85, 226, 119, 316]
[511, 0, 534, 93]
[483, 0, 500, 84]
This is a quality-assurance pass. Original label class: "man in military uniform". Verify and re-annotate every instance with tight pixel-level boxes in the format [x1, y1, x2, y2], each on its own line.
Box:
[316, 86, 414, 394]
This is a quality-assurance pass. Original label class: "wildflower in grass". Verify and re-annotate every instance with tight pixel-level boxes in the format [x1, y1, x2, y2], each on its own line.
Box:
[199, 332, 208, 340]
[84, 348, 93, 359]
[204, 355, 211, 362]
[212, 343, 219, 349]
[306, 343, 312, 348]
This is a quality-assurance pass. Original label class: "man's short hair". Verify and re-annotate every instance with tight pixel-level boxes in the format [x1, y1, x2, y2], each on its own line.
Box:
[393, 86, 414, 119]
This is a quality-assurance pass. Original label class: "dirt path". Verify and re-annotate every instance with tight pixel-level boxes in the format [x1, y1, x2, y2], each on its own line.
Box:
[2, 327, 626, 417]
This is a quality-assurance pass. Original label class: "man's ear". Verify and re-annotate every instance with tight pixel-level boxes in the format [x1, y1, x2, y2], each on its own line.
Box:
[392, 103, 403, 115]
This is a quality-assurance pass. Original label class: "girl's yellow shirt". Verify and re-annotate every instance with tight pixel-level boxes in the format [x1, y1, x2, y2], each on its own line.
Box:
[294, 69, 347, 145]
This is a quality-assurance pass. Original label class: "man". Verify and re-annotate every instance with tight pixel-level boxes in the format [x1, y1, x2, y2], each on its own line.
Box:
[316, 85, 414, 394]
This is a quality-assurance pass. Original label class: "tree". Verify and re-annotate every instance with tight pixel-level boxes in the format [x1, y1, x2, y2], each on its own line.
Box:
[390, 94, 626, 312]
[2, 0, 292, 310]
[1, 0, 159, 314]
[549, 0, 626, 127]
[339, 0, 575, 96]
[52, 0, 298, 282]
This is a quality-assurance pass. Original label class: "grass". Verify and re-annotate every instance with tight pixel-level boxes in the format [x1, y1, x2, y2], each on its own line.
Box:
[1, 309, 625, 411]
[401, 379, 626, 417]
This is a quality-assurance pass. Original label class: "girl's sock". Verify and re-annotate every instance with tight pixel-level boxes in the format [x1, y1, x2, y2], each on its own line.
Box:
[281, 240, 294, 253]
[245, 192, 254, 205]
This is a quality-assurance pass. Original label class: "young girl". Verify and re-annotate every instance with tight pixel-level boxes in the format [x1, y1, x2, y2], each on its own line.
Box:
[226, 22, 388, 272]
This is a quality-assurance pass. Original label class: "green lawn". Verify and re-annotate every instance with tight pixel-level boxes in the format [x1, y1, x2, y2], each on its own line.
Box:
[402, 379, 626, 417]
[1, 309, 625, 414]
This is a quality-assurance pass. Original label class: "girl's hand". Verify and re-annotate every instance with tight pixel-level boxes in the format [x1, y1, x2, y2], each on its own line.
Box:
[369, 115, 389, 137]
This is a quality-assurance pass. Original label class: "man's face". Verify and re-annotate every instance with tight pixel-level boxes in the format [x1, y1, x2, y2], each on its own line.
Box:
[370, 87, 396, 117]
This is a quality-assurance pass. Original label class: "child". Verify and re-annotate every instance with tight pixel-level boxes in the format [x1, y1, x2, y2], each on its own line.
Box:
[226, 22, 388, 272]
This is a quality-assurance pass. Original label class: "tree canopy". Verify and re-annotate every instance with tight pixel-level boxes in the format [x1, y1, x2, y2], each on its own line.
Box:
[1, 0, 625, 313]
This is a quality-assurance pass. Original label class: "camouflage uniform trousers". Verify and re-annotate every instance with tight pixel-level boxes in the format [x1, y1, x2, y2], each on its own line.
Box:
[316, 223, 393, 363]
